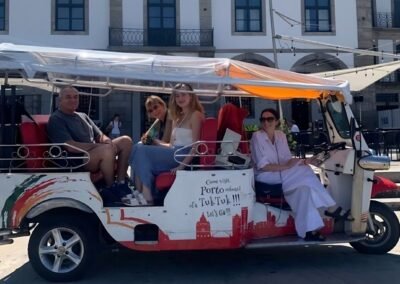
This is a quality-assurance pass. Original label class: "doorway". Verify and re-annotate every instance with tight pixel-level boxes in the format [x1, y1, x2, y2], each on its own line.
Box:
[291, 99, 310, 130]
[147, 0, 176, 46]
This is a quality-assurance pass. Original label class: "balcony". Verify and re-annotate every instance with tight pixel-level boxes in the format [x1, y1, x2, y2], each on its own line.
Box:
[373, 12, 400, 28]
[108, 28, 214, 52]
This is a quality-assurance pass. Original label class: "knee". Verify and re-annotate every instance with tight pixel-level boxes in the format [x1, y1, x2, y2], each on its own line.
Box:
[118, 136, 133, 150]
[101, 143, 116, 159]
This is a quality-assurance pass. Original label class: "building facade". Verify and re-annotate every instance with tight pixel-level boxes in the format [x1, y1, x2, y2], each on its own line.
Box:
[356, 0, 400, 129]
[0, 0, 361, 140]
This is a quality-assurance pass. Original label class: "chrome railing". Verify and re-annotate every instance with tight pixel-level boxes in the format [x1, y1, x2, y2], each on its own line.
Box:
[0, 143, 89, 172]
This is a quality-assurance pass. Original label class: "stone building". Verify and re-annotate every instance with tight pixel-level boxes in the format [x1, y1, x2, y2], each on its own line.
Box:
[356, 0, 400, 129]
[0, 0, 364, 140]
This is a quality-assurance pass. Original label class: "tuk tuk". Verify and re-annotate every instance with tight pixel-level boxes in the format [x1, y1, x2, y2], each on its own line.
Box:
[0, 43, 398, 282]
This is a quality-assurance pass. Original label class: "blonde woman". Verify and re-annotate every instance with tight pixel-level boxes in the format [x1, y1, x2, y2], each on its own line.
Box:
[131, 83, 204, 205]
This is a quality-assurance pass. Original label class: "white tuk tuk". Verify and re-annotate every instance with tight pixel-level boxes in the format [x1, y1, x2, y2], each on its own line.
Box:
[0, 44, 398, 282]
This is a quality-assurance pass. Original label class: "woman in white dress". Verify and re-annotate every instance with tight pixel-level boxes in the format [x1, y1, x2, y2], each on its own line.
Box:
[131, 83, 204, 205]
[250, 108, 343, 241]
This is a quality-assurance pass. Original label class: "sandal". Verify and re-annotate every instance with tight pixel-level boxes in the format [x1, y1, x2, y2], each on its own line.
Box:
[325, 207, 353, 221]
[324, 206, 342, 219]
[304, 231, 326, 242]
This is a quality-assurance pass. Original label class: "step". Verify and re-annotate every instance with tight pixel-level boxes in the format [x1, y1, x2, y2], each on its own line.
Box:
[0, 237, 13, 245]
[245, 233, 364, 249]
[0, 229, 11, 237]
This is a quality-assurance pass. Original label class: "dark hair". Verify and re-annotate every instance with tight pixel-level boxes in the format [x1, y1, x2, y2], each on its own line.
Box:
[112, 114, 120, 119]
[260, 108, 279, 120]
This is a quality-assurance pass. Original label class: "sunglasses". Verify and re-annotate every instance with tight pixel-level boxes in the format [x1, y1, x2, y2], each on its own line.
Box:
[147, 104, 160, 114]
[259, 117, 276, 123]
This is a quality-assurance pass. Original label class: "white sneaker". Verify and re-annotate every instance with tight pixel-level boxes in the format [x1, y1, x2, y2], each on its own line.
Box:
[132, 191, 148, 205]
[137, 193, 148, 205]
[121, 196, 140, 206]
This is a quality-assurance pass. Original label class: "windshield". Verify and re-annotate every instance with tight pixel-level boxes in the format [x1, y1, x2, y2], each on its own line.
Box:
[326, 100, 351, 139]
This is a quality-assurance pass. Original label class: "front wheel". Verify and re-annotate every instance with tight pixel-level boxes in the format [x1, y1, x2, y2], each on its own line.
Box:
[350, 201, 400, 254]
[28, 218, 96, 282]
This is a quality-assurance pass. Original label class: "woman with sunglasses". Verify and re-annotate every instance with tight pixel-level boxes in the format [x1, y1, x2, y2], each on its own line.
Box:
[250, 108, 344, 241]
[130, 83, 204, 205]
[142, 95, 172, 145]
[129, 96, 172, 205]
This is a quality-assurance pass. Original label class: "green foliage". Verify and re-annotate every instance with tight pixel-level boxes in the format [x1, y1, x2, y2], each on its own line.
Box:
[279, 120, 297, 151]
[244, 124, 259, 132]
[244, 124, 259, 140]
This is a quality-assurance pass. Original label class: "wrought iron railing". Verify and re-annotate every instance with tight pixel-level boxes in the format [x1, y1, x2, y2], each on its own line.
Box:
[291, 129, 400, 161]
[109, 28, 214, 47]
[373, 12, 400, 28]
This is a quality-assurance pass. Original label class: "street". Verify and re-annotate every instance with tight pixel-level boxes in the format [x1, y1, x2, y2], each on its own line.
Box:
[1, 215, 400, 284]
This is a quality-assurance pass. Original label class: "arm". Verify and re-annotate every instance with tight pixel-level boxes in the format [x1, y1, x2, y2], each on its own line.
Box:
[153, 119, 175, 147]
[47, 115, 99, 153]
[141, 119, 160, 144]
[250, 132, 297, 172]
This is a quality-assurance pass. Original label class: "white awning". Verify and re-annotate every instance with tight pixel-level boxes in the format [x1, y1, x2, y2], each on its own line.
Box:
[0, 43, 351, 102]
[313, 60, 400, 91]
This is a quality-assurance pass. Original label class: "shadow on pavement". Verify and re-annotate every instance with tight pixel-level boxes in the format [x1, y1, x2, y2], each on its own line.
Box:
[2, 244, 400, 284]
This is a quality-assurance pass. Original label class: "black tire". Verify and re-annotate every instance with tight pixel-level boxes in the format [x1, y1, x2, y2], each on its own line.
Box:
[350, 201, 400, 254]
[28, 217, 97, 282]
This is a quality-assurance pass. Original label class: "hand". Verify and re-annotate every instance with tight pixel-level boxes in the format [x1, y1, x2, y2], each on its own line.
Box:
[170, 164, 185, 174]
[303, 158, 313, 165]
[141, 135, 153, 145]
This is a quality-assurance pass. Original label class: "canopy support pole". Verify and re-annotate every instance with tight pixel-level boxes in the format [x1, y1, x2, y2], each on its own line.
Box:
[269, 0, 283, 117]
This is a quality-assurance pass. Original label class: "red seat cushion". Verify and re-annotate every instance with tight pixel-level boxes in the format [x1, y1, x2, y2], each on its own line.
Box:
[155, 172, 176, 192]
[20, 115, 50, 169]
[155, 118, 218, 192]
[19, 114, 104, 183]
[217, 103, 250, 154]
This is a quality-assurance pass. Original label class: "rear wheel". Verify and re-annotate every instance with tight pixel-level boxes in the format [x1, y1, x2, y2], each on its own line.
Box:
[350, 201, 400, 254]
[28, 217, 97, 282]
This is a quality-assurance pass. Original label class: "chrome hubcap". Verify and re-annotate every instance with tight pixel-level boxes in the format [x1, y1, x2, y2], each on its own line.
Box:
[38, 227, 84, 273]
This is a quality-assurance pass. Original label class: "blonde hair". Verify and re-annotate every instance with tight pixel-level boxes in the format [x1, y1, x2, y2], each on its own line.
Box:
[169, 83, 204, 121]
[145, 95, 167, 111]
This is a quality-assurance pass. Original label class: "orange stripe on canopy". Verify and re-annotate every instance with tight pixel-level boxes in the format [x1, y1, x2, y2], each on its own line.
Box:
[227, 60, 345, 100]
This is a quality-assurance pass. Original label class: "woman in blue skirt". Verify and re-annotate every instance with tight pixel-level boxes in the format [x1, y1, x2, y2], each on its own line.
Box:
[131, 83, 204, 205]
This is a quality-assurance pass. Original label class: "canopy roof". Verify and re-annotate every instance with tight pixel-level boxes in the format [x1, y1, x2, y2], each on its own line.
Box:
[314, 60, 400, 92]
[0, 43, 351, 102]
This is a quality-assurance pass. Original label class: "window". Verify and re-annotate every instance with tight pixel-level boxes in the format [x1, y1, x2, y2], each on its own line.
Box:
[326, 101, 350, 139]
[0, 0, 5, 31]
[0, 0, 8, 33]
[234, 0, 262, 32]
[147, 0, 177, 46]
[376, 93, 399, 111]
[55, 0, 85, 31]
[304, 0, 332, 32]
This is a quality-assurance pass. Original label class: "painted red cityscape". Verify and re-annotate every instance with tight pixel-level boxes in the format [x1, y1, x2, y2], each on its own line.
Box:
[121, 207, 334, 251]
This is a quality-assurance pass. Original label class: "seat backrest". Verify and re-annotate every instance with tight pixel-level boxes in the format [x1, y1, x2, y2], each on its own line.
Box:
[217, 103, 249, 154]
[19, 115, 50, 169]
[198, 118, 218, 165]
